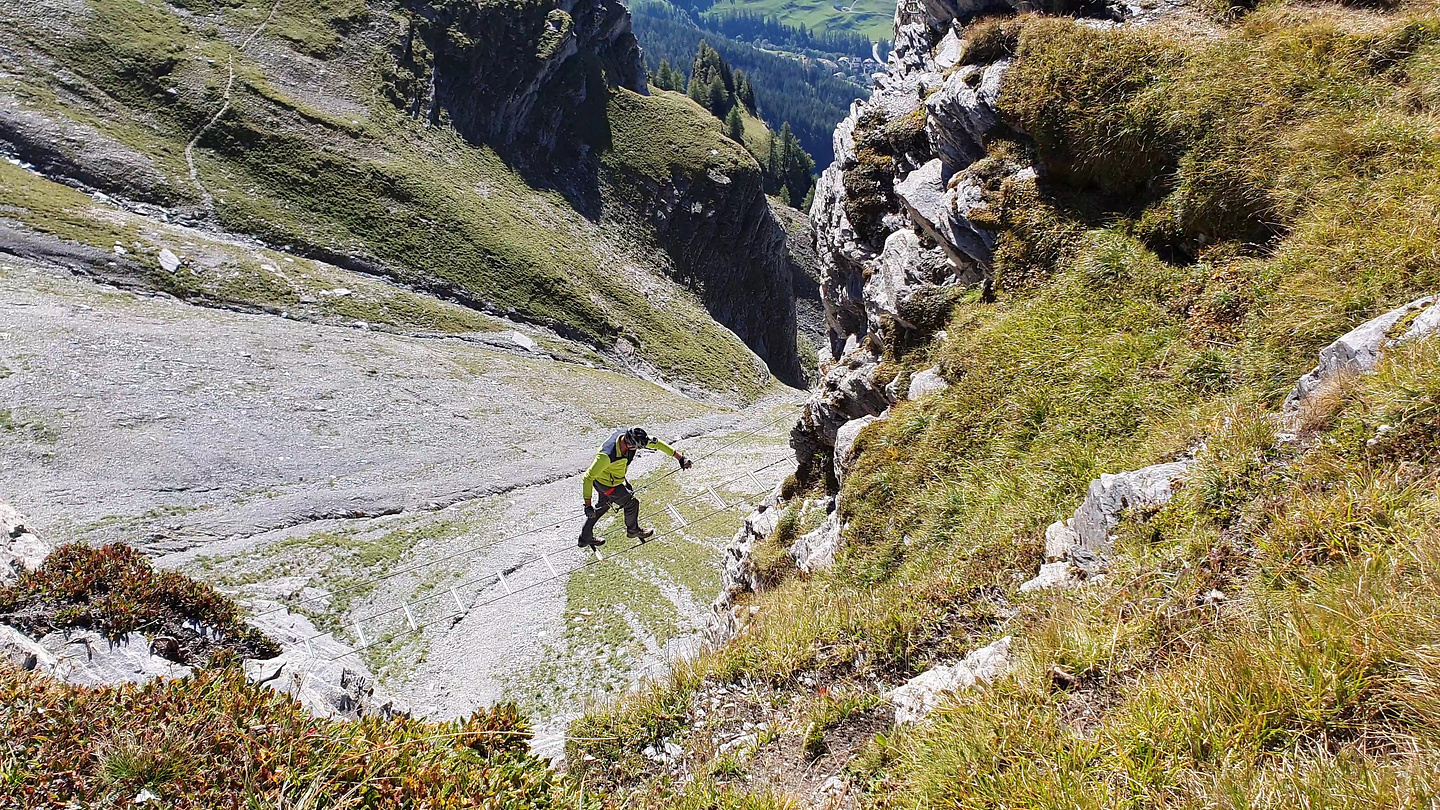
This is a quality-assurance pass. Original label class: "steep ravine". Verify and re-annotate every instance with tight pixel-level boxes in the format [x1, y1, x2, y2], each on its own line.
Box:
[0, 0, 814, 398]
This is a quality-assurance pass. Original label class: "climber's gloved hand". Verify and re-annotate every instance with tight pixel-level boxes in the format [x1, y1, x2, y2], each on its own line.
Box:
[676, 451, 693, 470]
[584, 502, 596, 519]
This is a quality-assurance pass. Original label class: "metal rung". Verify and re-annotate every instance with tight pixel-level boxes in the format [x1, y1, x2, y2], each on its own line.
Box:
[402, 603, 417, 630]
[541, 553, 557, 577]
[747, 472, 763, 489]
[354, 620, 367, 648]
[303, 637, 314, 658]
[497, 570, 512, 595]
[708, 486, 727, 509]
[667, 504, 687, 527]
[450, 586, 465, 611]
[593, 544, 604, 561]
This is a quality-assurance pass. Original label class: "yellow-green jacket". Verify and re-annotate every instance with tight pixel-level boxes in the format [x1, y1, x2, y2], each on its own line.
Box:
[582, 429, 675, 501]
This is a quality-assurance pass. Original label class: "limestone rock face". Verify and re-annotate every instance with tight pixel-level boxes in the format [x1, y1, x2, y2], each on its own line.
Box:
[889, 636, 1011, 724]
[925, 62, 1009, 172]
[629, 165, 805, 385]
[790, 510, 842, 574]
[0, 626, 193, 685]
[0, 502, 51, 587]
[1285, 294, 1440, 413]
[404, 0, 644, 162]
[834, 415, 881, 485]
[795, 0, 1022, 482]
[896, 158, 994, 270]
[709, 485, 785, 643]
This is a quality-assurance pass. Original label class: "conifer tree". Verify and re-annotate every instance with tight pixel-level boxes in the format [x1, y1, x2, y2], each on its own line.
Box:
[724, 105, 744, 143]
[734, 70, 755, 113]
[707, 76, 729, 116]
[655, 59, 674, 91]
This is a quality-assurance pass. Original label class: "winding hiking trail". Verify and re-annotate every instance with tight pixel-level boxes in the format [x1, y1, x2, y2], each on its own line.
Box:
[0, 253, 800, 753]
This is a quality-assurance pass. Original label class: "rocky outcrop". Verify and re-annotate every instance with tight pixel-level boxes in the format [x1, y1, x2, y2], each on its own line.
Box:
[790, 510, 842, 574]
[1285, 294, 1440, 414]
[709, 486, 785, 643]
[888, 636, 1011, 724]
[0, 503, 50, 587]
[625, 162, 805, 385]
[1020, 459, 1193, 592]
[400, 0, 644, 164]
[245, 607, 404, 720]
[792, 0, 1025, 512]
[0, 626, 194, 685]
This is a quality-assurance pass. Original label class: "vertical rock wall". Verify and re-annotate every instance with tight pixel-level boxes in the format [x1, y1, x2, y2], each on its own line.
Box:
[797, 0, 1033, 475]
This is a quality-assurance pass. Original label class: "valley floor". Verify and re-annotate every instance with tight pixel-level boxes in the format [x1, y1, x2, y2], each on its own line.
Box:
[0, 253, 801, 749]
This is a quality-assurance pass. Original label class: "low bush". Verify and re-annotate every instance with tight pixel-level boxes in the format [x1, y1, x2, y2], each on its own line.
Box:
[0, 543, 278, 662]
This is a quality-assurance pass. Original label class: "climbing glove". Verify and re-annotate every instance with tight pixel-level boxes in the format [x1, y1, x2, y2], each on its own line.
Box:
[676, 452, 692, 470]
[584, 503, 596, 519]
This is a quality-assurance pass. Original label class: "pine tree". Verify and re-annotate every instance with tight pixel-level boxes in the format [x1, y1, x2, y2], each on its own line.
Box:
[687, 71, 705, 105]
[734, 70, 755, 113]
[766, 133, 782, 184]
[724, 105, 744, 143]
[656, 59, 674, 91]
[707, 75, 729, 116]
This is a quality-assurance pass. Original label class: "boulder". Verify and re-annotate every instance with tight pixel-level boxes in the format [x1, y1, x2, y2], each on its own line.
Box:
[889, 636, 1011, 724]
[0, 502, 52, 587]
[1022, 459, 1192, 592]
[907, 367, 949, 400]
[1071, 460, 1194, 555]
[1285, 294, 1440, 413]
[1019, 561, 1078, 593]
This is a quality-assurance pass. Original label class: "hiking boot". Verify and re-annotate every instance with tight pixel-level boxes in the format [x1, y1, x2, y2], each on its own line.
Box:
[578, 536, 606, 549]
[627, 527, 655, 541]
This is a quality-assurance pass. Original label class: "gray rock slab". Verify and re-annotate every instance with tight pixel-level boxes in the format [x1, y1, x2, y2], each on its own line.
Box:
[1285, 294, 1440, 412]
[834, 414, 879, 483]
[889, 636, 1011, 724]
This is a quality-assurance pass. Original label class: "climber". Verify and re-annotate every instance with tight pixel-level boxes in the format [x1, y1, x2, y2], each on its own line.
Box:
[580, 426, 691, 548]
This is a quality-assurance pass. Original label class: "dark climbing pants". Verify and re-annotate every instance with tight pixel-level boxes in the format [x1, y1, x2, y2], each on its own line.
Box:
[580, 483, 639, 544]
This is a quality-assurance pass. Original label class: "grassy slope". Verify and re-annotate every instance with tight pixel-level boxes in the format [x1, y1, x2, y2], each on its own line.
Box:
[569, 2, 1440, 807]
[0, 0, 769, 402]
[716, 0, 896, 41]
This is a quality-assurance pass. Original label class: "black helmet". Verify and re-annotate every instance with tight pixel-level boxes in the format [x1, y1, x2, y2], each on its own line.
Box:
[626, 426, 649, 448]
